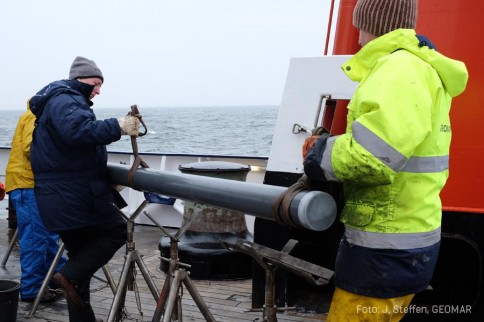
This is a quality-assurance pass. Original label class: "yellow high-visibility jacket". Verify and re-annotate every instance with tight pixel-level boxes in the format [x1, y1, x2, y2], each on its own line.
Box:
[5, 104, 35, 192]
[323, 29, 468, 248]
[320, 29, 468, 297]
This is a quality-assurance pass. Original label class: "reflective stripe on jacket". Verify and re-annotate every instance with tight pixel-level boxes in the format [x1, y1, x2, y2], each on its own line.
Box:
[5, 103, 35, 192]
[321, 29, 468, 249]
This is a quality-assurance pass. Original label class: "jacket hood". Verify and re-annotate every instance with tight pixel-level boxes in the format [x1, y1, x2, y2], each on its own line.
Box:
[344, 29, 468, 98]
[30, 80, 94, 118]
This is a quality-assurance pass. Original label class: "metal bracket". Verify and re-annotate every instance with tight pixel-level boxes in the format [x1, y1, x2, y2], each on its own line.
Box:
[221, 238, 334, 322]
[222, 239, 333, 286]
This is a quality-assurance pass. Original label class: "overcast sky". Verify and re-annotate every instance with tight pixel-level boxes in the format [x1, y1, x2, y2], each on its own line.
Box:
[0, 0, 332, 110]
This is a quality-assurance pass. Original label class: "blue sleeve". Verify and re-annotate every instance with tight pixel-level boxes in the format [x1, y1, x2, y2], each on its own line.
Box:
[49, 95, 122, 147]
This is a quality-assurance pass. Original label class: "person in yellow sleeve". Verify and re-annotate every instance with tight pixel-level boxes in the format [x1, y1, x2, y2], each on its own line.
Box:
[303, 0, 468, 321]
[0, 181, 4, 201]
[5, 100, 66, 302]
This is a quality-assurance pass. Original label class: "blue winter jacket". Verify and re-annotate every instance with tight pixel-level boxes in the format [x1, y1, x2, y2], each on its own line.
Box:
[30, 80, 122, 231]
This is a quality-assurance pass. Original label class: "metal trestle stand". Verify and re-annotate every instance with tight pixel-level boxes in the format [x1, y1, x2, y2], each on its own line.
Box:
[151, 206, 216, 322]
[106, 103, 160, 321]
[113, 105, 216, 321]
[107, 200, 161, 322]
[221, 239, 335, 322]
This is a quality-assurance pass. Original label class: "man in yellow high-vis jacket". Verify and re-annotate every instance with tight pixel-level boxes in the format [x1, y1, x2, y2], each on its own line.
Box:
[303, 0, 469, 321]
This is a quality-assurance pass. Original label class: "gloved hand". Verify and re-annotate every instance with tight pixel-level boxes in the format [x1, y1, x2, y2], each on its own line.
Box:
[303, 133, 329, 183]
[111, 184, 126, 192]
[302, 135, 320, 160]
[118, 115, 141, 137]
[302, 126, 329, 159]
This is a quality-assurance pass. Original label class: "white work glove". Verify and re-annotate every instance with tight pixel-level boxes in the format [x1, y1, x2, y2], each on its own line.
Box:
[111, 183, 126, 192]
[118, 115, 141, 137]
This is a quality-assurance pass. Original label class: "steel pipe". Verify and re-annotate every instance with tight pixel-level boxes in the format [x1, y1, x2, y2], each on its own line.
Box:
[106, 163, 336, 231]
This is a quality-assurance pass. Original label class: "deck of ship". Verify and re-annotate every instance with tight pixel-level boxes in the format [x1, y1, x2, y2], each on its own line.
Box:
[1, 217, 327, 322]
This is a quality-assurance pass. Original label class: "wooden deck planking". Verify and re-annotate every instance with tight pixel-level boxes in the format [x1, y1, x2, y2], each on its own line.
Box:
[1, 222, 326, 321]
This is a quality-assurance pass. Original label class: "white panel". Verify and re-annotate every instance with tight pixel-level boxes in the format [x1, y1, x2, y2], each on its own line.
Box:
[267, 56, 357, 173]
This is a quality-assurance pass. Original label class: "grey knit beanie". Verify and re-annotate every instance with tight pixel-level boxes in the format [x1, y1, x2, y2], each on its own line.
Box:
[69, 56, 104, 82]
[353, 0, 417, 37]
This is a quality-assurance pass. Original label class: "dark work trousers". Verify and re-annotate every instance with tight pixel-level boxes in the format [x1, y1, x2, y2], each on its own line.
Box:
[59, 216, 127, 322]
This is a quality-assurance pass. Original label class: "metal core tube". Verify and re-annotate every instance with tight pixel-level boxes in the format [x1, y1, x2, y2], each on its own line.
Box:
[106, 163, 336, 231]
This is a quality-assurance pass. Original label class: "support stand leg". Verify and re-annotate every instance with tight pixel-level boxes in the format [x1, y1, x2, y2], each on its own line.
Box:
[262, 268, 278, 322]
[151, 207, 216, 322]
[26, 242, 117, 318]
[107, 202, 161, 322]
[0, 228, 18, 267]
[221, 239, 330, 322]
[26, 243, 65, 318]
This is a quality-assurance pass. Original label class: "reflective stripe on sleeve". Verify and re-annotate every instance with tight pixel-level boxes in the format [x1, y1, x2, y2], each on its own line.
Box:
[352, 121, 449, 173]
[402, 155, 449, 173]
[345, 226, 441, 249]
[321, 136, 338, 181]
[352, 121, 407, 171]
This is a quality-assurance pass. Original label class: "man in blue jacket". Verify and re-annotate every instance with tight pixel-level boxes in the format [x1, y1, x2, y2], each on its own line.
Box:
[30, 56, 140, 322]
[6, 101, 66, 303]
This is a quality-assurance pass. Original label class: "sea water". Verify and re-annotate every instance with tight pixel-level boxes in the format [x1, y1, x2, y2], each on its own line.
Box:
[0, 105, 279, 156]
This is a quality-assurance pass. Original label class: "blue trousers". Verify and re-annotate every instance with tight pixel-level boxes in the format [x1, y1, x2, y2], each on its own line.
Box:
[9, 189, 66, 299]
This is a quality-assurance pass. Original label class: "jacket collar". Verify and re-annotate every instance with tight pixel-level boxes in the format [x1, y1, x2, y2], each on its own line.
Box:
[342, 29, 418, 82]
[341, 28, 468, 97]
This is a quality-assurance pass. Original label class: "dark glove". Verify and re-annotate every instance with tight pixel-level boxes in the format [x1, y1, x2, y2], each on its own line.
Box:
[303, 133, 329, 183]
[302, 126, 329, 159]
[302, 135, 320, 160]
[111, 187, 128, 209]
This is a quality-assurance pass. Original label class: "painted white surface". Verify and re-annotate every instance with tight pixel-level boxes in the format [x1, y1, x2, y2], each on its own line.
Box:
[267, 56, 357, 174]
